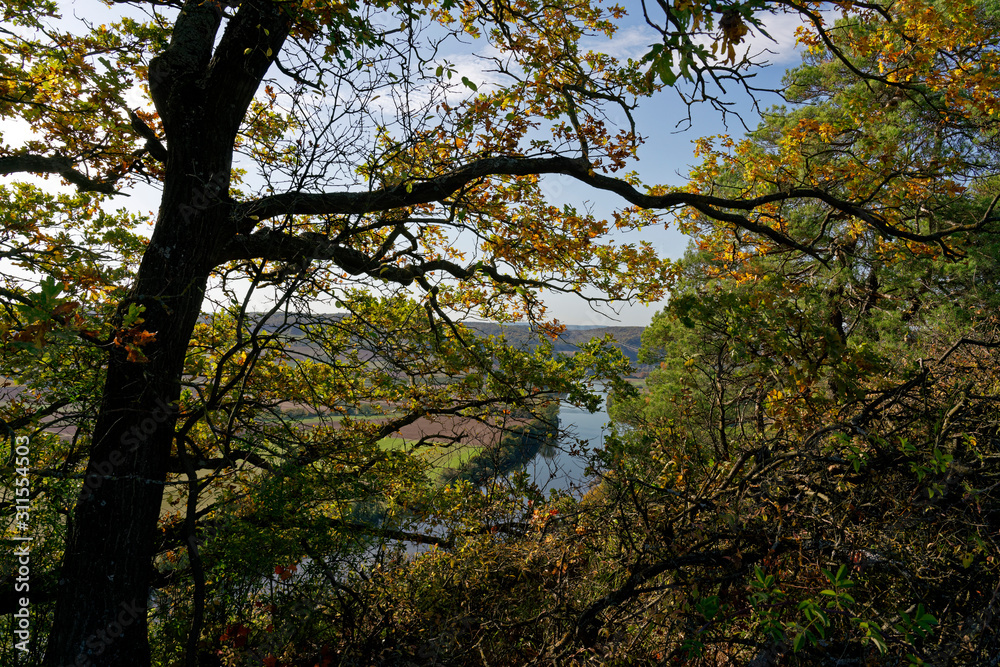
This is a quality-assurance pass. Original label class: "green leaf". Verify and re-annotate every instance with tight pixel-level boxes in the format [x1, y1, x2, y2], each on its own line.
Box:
[40, 276, 63, 300]
[659, 66, 678, 86]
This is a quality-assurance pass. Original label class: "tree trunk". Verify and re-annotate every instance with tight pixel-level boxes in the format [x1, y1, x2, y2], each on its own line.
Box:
[46, 149, 233, 664]
[45, 0, 292, 660]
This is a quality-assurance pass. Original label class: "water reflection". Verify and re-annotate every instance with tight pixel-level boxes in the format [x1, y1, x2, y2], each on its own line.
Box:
[526, 392, 609, 496]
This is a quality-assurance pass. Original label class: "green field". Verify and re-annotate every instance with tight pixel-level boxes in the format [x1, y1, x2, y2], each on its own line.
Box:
[378, 436, 481, 482]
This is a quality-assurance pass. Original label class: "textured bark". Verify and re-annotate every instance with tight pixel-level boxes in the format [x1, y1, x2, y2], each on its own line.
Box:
[45, 1, 292, 663]
[46, 145, 232, 665]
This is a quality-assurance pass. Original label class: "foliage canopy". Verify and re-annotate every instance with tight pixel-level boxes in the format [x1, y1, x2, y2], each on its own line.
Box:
[0, 0, 997, 664]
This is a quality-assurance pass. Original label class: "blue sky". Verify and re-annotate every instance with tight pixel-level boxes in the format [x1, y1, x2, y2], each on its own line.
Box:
[0, 2, 808, 328]
[526, 12, 807, 326]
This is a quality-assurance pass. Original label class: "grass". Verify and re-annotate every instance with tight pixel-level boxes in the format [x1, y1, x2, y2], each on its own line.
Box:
[105, 405, 484, 523]
[378, 436, 481, 482]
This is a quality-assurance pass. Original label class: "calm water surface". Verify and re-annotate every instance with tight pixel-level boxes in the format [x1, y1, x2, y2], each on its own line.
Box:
[524, 394, 609, 496]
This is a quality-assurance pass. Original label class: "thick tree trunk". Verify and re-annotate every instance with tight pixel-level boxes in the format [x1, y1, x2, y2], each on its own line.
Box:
[44, 2, 293, 662]
[46, 147, 234, 664]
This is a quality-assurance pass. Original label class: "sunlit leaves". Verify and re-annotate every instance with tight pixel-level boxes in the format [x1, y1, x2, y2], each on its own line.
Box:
[0, 0, 156, 185]
[682, 0, 1000, 265]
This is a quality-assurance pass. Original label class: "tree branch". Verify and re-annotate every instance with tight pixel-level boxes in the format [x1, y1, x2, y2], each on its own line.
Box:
[215, 228, 573, 294]
[129, 110, 168, 163]
[234, 156, 592, 227]
[147, 0, 222, 125]
[163, 449, 273, 474]
[235, 154, 980, 253]
[0, 155, 117, 194]
[204, 0, 293, 139]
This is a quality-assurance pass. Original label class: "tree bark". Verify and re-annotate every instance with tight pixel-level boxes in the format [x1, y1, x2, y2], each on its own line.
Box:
[46, 150, 234, 667]
[45, 0, 292, 662]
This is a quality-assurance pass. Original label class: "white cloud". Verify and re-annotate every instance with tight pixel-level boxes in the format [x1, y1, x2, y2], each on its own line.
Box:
[1, 117, 39, 151]
[743, 10, 808, 66]
[580, 25, 662, 63]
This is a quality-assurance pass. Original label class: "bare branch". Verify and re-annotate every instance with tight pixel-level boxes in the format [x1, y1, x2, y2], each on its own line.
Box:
[233, 154, 979, 266]
[0, 154, 118, 194]
[129, 110, 168, 163]
[234, 156, 592, 227]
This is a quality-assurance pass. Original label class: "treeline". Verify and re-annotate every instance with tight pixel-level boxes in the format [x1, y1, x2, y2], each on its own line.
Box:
[254, 313, 647, 368]
[446, 401, 561, 484]
[466, 322, 646, 365]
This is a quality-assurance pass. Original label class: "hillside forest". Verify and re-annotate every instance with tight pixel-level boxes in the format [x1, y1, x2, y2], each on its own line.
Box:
[1, 0, 999, 665]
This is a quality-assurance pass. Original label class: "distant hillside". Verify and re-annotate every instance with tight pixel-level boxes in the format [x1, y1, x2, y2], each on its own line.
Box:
[245, 313, 646, 367]
[466, 322, 645, 364]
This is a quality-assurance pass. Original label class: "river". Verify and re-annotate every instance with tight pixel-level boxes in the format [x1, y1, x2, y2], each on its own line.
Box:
[523, 393, 610, 496]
